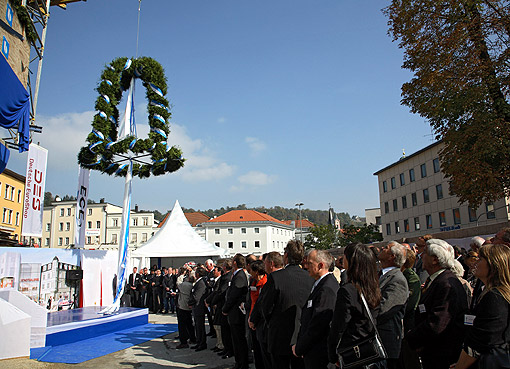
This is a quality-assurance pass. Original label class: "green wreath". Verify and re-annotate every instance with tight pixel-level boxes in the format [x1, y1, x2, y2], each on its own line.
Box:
[78, 57, 185, 178]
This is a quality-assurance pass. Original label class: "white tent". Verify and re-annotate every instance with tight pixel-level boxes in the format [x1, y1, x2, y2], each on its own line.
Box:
[0, 298, 31, 359]
[132, 200, 228, 263]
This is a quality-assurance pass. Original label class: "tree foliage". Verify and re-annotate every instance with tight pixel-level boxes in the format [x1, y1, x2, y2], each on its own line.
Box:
[385, 0, 510, 207]
[338, 224, 383, 247]
[304, 225, 340, 250]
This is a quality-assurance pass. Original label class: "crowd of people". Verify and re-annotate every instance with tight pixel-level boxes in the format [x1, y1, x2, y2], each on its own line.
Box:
[128, 230, 510, 369]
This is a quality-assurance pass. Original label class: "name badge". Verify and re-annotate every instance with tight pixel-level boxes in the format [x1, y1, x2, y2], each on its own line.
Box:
[250, 286, 257, 291]
[307, 300, 312, 308]
[228, 282, 231, 286]
[464, 314, 476, 326]
[418, 304, 426, 313]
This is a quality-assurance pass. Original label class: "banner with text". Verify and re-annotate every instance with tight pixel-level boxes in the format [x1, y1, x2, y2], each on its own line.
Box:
[22, 144, 48, 237]
[74, 167, 90, 248]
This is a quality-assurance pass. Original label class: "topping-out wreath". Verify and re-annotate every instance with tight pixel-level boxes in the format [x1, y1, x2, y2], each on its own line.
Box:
[78, 57, 185, 178]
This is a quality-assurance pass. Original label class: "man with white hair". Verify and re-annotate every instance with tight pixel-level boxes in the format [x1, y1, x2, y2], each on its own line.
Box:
[376, 241, 409, 369]
[405, 238, 468, 369]
[469, 236, 485, 252]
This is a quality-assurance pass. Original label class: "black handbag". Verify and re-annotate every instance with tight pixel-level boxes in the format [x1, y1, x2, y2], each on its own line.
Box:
[336, 292, 387, 369]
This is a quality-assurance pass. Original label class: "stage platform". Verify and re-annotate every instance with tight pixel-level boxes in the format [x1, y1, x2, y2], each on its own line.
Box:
[45, 306, 148, 346]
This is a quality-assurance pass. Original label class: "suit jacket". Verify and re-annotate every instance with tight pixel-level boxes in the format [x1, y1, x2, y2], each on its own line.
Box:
[406, 269, 468, 365]
[377, 267, 409, 358]
[295, 273, 339, 365]
[402, 268, 421, 332]
[222, 268, 249, 325]
[260, 264, 314, 355]
[128, 272, 141, 291]
[189, 277, 207, 316]
[414, 254, 429, 284]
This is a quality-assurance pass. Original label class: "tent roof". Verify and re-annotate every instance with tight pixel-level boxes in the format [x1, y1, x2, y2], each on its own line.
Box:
[132, 200, 227, 258]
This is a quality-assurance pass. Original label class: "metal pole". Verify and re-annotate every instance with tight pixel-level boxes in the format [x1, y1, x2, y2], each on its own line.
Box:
[32, 0, 51, 120]
[295, 203, 304, 243]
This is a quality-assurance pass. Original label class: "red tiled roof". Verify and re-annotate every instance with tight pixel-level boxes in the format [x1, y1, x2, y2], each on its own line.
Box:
[283, 219, 315, 228]
[157, 212, 210, 228]
[205, 210, 287, 225]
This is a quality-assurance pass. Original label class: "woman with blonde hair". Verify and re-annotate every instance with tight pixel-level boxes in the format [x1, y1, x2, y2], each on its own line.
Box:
[454, 244, 510, 369]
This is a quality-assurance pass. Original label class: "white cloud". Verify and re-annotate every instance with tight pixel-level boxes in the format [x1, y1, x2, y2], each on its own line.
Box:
[245, 137, 266, 154]
[238, 171, 275, 186]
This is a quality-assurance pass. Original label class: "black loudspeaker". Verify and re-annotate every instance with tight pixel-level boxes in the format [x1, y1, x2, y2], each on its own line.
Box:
[66, 269, 83, 281]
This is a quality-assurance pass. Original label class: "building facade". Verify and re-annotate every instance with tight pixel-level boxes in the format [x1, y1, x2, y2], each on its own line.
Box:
[364, 208, 382, 232]
[203, 210, 295, 256]
[374, 141, 510, 242]
[104, 208, 157, 250]
[0, 168, 25, 243]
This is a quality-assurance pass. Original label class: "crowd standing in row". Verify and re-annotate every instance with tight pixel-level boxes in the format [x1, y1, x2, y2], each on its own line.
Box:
[128, 230, 510, 369]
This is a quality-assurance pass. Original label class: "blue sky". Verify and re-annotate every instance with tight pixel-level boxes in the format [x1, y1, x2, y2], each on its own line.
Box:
[7, 0, 434, 217]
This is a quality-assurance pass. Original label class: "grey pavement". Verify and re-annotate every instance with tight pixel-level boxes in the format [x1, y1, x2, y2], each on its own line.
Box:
[0, 313, 238, 369]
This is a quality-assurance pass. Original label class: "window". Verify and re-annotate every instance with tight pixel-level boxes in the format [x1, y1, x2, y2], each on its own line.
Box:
[255, 241, 260, 248]
[66, 222, 70, 231]
[383, 181, 387, 193]
[486, 202, 496, 219]
[411, 193, 418, 206]
[58, 237, 63, 246]
[404, 219, 409, 232]
[439, 212, 446, 226]
[272, 241, 275, 248]
[426, 214, 433, 229]
[87, 236, 91, 244]
[399, 173, 405, 186]
[241, 241, 247, 248]
[384, 202, 389, 214]
[46, 223, 50, 231]
[59, 222, 64, 231]
[96, 221, 101, 228]
[65, 237, 69, 246]
[423, 188, 430, 203]
[60, 208, 65, 216]
[469, 207, 477, 222]
[17, 190, 22, 203]
[414, 217, 421, 231]
[433, 158, 440, 173]
[436, 184, 443, 200]
[67, 208, 71, 216]
[15, 212, 19, 226]
[453, 208, 461, 224]
[143, 217, 148, 226]
[112, 234, 118, 244]
[142, 233, 148, 242]
[215, 242, 220, 247]
[393, 199, 398, 212]
[409, 168, 415, 182]
[45, 238, 50, 246]
[87, 221, 92, 229]
[228, 241, 234, 249]
[228, 228, 233, 234]
[2, 208, 6, 223]
[421, 164, 427, 178]
[215, 229, 220, 234]
[7, 209, 12, 224]
[133, 218, 138, 226]
[113, 218, 118, 227]
[395, 221, 400, 234]
[375, 216, 381, 226]
[131, 233, 137, 243]
[402, 196, 407, 209]
[391, 177, 396, 189]
[386, 224, 391, 235]
[254, 227, 260, 233]
[88, 208, 92, 215]
[241, 228, 247, 234]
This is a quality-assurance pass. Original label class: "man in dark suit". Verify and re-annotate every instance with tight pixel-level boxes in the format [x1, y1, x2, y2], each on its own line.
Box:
[222, 253, 249, 369]
[406, 238, 468, 369]
[128, 267, 142, 307]
[292, 249, 339, 369]
[376, 241, 409, 369]
[214, 260, 234, 358]
[189, 266, 208, 351]
[261, 240, 314, 369]
[151, 269, 163, 313]
[413, 234, 432, 283]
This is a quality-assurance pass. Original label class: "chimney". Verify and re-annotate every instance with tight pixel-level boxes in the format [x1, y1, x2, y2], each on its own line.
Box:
[135, 204, 139, 212]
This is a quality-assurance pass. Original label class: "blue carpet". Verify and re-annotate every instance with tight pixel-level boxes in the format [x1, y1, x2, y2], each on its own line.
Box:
[30, 323, 178, 364]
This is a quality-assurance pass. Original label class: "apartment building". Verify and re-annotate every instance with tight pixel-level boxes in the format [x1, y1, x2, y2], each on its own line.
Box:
[0, 168, 25, 243]
[374, 141, 510, 242]
[104, 206, 157, 250]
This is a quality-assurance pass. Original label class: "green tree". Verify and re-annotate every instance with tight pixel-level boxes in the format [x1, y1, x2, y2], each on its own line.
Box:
[304, 224, 341, 250]
[44, 192, 53, 207]
[385, 0, 510, 207]
[338, 224, 383, 247]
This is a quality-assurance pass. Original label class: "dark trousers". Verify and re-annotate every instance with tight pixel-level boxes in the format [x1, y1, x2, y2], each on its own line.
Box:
[177, 308, 195, 344]
[256, 325, 272, 369]
[130, 289, 140, 307]
[270, 353, 305, 369]
[193, 311, 206, 348]
[229, 320, 249, 369]
[221, 318, 234, 354]
[251, 328, 265, 369]
[152, 287, 163, 312]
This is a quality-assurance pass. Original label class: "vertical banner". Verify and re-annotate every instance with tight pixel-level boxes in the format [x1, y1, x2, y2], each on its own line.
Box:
[75, 167, 90, 248]
[22, 144, 48, 237]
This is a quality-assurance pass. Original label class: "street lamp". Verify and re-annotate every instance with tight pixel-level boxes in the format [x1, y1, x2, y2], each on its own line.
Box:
[295, 203, 304, 243]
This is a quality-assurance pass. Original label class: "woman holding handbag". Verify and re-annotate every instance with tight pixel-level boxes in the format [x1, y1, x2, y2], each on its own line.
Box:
[454, 243, 510, 369]
[327, 243, 385, 368]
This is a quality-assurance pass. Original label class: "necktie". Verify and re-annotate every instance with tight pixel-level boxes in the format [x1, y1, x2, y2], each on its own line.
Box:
[422, 276, 431, 293]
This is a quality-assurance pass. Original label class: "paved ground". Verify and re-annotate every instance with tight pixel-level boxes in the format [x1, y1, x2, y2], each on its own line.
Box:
[0, 313, 237, 369]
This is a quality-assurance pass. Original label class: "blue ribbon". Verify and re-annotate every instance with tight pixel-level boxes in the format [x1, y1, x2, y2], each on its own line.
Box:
[89, 141, 103, 153]
[149, 83, 163, 97]
[102, 94, 110, 104]
[129, 138, 137, 149]
[150, 100, 169, 113]
[116, 163, 128, 174]
[92, 129, 104, 140]
[105, 163, 116, 171]
[105, 80, 112, 86]
[105, 141, 114, 149]
[153, 114, 165, 124]
[134, 68, 142, 78]
[153, 128, 167, 139]
[98, 111, 107, 119]
[123, 59, 132, 70]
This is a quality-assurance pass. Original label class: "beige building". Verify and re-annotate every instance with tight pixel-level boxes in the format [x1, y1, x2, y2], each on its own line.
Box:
[0, 168, 25, 244]
[42, 200, 157, 249]
[374, 141, 509, 242]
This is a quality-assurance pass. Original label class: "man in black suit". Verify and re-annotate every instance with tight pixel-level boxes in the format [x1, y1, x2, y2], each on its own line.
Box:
[292, 249, 339, 369]
[128, 267, 142, 307]
[214, 260, 234, 358]
[406, 238, 468, 369]
[376, 241, 409, 369]
[261, 240, 314, 369]
[189, 266, 208, 351]
[151, 269, 163, 313]
[222, 254, 249, 369]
